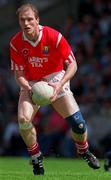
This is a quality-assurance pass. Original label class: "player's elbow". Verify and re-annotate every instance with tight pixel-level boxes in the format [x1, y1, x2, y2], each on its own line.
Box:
[75, 61, 78, 72]
[72, 61, 78, 74]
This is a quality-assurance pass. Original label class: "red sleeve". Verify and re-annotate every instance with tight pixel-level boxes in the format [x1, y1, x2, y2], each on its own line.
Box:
[56, 34, 76, 63]
[45, 26, 76, 63]
[10, 41, 25, 70]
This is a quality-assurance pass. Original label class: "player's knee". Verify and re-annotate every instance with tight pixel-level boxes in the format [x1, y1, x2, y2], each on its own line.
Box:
[65, 111, 86, 134]
[18, 116, 33, 130]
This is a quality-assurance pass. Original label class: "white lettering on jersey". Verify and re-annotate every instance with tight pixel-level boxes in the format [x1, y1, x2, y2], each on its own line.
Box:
[28, 57, 48, 67]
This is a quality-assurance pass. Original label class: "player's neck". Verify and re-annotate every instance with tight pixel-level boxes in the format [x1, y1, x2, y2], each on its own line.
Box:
[31, 31, 40, 42]
[29, 33, 39, 42]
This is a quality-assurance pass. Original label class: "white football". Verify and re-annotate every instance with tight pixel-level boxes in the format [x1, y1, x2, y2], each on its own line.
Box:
[31, 81, 54, 106]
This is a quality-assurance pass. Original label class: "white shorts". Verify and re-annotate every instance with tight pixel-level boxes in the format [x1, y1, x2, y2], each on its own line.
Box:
[29, 70, 73, 99]
[20, 70, 79, 117]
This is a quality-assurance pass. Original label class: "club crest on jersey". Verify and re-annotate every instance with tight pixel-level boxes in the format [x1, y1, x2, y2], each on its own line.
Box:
[42, 46, 49, 55]
[22, 48, 29, 56]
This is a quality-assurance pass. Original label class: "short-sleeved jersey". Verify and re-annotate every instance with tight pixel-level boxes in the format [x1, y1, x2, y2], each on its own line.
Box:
[10, 25, 75, 80]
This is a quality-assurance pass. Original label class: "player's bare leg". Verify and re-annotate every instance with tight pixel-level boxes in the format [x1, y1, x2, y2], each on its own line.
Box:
[52, 94, 100, 169]
[18, 90, 44, 175]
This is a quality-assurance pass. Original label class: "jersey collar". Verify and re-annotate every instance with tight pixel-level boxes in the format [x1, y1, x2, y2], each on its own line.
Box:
[23, 25, 43, 47]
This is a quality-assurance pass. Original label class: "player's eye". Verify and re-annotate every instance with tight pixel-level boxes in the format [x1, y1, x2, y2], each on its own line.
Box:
[27, 18, 33, 22]
[20, 18, 25, 22]
[20, 17, 33, 22]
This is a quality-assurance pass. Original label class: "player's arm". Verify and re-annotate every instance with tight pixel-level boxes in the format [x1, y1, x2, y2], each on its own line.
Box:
[58, 34, 77, 84]
[50, 33, 77, 101]
[10, 41, 31, 91]
[50, 60, 77, 102]
[14, 70, 31, 91]
[60, 60, 77, 86]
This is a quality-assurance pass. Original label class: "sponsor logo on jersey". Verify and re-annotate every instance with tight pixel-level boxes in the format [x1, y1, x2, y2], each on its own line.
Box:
[28, 57, 48, 67]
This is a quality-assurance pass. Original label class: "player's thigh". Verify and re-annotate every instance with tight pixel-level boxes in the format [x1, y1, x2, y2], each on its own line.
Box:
[18, 90, 39, 121]
[52, 94, 79, 118]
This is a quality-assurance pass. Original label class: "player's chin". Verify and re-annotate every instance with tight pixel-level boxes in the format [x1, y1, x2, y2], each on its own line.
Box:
[25, 29, 33, 35]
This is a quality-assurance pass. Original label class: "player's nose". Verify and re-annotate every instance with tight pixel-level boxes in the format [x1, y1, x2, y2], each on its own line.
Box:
[24, 20, 29, 25]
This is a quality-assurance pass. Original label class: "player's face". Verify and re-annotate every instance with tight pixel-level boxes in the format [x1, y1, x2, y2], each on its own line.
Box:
[19, 8, 39, 40]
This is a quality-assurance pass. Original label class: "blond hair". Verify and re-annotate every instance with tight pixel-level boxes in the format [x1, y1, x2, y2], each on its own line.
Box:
[16, 3, 39, 19]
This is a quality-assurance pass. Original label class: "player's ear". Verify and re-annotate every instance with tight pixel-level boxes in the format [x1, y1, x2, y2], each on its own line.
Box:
[36, 17, 39, 25]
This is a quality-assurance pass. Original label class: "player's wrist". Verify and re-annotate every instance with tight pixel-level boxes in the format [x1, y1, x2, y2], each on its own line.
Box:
[20, 84, 32, 91]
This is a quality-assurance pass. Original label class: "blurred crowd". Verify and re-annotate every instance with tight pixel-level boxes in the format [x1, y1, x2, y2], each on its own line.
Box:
[0, 0, 111, 158]
[63, 0, 111, 116]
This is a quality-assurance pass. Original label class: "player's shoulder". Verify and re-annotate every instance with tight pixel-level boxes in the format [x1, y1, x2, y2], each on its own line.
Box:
[10, 31, 22, 45]
[43, 25, 60, 36]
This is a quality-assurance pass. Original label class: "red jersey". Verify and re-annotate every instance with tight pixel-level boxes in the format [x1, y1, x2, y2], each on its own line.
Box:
[10, 25, 75, 80]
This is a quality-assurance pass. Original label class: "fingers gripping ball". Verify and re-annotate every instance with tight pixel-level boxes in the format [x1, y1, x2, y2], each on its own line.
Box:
[31, 81, 54, 106]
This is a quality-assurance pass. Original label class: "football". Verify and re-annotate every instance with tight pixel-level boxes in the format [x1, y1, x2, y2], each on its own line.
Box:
[31, 81, 54, 106]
